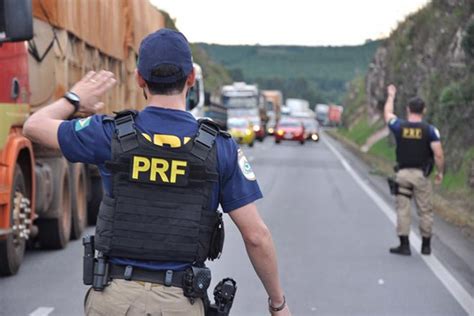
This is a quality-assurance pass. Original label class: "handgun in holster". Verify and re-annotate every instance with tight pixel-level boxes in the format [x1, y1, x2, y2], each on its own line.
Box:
[206, 278, 237, 316]
[82, 235, 110, 291]
[387, 177, 412, 198]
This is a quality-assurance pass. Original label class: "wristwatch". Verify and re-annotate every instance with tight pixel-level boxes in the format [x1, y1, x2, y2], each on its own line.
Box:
[63, 91, 80, 113]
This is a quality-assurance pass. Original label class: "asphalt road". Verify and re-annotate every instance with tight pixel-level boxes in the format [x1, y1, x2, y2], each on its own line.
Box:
[1, 132, 473, 316]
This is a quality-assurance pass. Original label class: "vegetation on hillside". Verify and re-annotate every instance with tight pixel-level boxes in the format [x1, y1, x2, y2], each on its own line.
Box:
[198, 41, 380, 106]
[159, 10, 232, 93]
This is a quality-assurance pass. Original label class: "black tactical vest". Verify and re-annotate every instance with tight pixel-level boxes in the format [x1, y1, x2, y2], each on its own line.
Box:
[95, 110, 226, 264]
[395, 120, 434, 169]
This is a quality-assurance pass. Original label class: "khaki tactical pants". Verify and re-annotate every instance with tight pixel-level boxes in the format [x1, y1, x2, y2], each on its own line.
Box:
[395, 168, 433, 237]
[84, 279, 205, 316]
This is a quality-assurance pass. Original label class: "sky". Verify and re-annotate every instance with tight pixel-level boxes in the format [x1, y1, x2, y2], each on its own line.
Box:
[151, 0, 431, 46]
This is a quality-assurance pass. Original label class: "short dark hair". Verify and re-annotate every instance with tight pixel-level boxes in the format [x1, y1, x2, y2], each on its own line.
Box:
[145, 64, 188, 95]
[408, 97, 425, 114]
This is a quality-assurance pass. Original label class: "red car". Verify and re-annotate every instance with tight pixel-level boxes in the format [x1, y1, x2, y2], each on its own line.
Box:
[274, 119, 306, 145]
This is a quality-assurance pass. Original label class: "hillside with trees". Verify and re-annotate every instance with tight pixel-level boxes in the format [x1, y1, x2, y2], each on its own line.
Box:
[198, 41, 380, 106]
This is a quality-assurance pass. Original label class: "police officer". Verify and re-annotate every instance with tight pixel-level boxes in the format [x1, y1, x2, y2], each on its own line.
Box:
[384, 84, 444, 256]
[24, 29, 291, 316]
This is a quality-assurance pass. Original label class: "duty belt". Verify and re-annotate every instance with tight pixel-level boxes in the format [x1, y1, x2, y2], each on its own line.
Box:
[109, 264, 186, 288]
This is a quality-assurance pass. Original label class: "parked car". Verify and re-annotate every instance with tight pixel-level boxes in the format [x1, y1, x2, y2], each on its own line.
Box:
[228, 118, 256, 147]
[274, 119, 305, 145]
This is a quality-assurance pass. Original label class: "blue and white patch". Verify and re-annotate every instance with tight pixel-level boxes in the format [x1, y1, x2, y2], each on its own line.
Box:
[388, 117, 398, 126]
[238, 148, 256, 181]
[433, 127, 441, 139]
[75, 117, 92, 131]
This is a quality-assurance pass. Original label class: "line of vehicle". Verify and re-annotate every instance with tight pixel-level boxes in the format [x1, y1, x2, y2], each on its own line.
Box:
[29, 307, 55, 316]
[322, 135, 474, 316]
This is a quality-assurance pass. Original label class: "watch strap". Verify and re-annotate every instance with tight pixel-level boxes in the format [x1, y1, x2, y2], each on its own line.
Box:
[64, 91, 80, 113]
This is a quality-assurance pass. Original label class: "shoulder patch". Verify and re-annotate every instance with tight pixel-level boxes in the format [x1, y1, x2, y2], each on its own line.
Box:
[75, 117, 92, 131]
[238, 148, 256, 181]
[433, 127, 441, 139]
[388, 117, 398, 126]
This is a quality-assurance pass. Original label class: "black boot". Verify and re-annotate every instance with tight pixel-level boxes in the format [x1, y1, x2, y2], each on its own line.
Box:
[421, 237, 431, 255]
[389, 236, 411, 256]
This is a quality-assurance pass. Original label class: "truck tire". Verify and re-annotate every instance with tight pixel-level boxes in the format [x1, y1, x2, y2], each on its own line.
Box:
[0, 164, 29, 276]
[37, 158, 72, 249]
[87, 175, 103, 225]
[70, 163, 87, 240]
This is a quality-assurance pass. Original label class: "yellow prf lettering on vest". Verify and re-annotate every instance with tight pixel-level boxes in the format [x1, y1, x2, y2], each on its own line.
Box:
[150, 158, 169, 182]
[402, 127, 422, 139]
[132, 156, 150, 180]
[142, 133, 191, 148]
[131, 156, 188, 184]
[170, 160, 187, 183]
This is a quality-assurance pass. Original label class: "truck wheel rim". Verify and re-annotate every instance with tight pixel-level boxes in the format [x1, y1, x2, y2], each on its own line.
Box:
[12, 191, 31, 246]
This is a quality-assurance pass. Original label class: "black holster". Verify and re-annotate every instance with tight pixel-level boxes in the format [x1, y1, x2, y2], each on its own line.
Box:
[387, 177, 412, 198]
[82, 235, 109, 291]
[183, 266, 212, 303]
[206, 278, 237, 316]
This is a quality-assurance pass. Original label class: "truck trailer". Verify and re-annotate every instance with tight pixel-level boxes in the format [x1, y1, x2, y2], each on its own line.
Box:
[0, 0, 188, 275]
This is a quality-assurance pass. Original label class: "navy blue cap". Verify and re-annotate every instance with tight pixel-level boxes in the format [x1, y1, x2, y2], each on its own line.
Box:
[137, 28, 193, 83]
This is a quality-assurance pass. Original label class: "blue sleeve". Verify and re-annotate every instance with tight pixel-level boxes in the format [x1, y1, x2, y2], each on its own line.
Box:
[388, 117, 401, 134]
[57, 115, 114, 164]
[429, 125, 441, 142]
[217, 137, 263, 213]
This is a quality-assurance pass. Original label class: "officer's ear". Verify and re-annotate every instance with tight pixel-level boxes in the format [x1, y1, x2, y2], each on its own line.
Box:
[135, 69, 146, 88]
[186, 68, 196, 89]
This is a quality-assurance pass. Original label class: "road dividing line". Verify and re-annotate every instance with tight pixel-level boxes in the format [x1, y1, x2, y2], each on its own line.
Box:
[322, 135, 474, 316]
[29, 307, 55, 316]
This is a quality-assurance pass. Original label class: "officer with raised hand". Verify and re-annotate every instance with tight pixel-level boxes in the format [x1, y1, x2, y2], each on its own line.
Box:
[23, 29, 291, 316]
[384, 84, 444, 256]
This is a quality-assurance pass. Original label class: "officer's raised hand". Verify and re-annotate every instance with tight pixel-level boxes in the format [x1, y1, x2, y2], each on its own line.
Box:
[387, 84, 397, 98]
[70, 70, 117, 114]
[23, 70, 116, 149]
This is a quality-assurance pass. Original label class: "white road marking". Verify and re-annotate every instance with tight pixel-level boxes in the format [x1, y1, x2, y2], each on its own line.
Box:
[322, 136, 474, 316]
[29, 307, 55, 316]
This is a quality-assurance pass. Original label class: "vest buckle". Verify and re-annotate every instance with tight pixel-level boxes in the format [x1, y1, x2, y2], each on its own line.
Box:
[196, 124, 218, 148]
[115, 115, 137, 140]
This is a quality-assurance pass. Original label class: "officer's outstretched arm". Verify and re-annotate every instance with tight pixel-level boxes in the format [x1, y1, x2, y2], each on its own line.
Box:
[384, 84, 397, 124]
[23, 71, 116, 149]
[229, 203, 291, 315]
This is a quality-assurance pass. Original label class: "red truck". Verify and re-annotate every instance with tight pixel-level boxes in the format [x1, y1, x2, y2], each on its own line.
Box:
[327, 105, 344, 127]
[0, 0, 169, 275]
